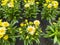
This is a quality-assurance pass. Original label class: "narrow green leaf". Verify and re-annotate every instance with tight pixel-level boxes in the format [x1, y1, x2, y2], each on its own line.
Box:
[54, 36, 57, 44]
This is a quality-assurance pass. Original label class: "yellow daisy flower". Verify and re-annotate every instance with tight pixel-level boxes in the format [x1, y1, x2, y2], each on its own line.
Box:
[52, 1, 59, 8]
[1, 0, 9, 6]
[27, 26, 35, 35]
[3, 35, 8, 40]
[0, 27, 6, 35]
[2, 22, 9, 27]
[8, 2, 14, 8]
[47, 4, 52, 8]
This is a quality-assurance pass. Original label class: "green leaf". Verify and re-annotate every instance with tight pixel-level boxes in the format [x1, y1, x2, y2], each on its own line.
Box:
[54, 36, 57, 44]
[48, 26, 54, 32]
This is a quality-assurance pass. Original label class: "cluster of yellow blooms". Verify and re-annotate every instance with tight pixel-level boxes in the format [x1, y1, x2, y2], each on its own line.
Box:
[24, 0, 35, 8]
[1, 0, 15, 8]
[44, 0, 59, 8]
[0, 19, 9, 40]
[20, 20, 40, 35]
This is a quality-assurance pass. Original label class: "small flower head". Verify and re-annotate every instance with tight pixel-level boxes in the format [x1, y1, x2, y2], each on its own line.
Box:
[2, 22, 9, 27]
[1, 0, 9, 6]
[0, 35, 3, 39]
[52, 1, 59, 8]
[34, 20, 40, 26]
[53, 22, 56, 25]
[27, 26, 35, 35]
[46, 0, 50, 3]
[0, 27, 6, 35]
[20, 23, 24, 27]
[0, 19, 2, 26]
[47, 4, 52, 8]
[3, 35, 8, 40]
[24, 3, 30, 8]
[36, 2, 39, 5]
[8, 2, 14, 8]
[44, 3, 47, 7]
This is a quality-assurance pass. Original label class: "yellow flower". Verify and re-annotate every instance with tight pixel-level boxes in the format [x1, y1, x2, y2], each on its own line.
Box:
[20, 23, 24, 27]
[27, 26, 35, 35]
[0, 19, 2, 26]
[24, 0, 27, 3]
[36, 2, 39, 5]
[28, 0, 35, 5]
[24, 24, 27, 26]
[34, 20, 40, 26]
[24, 3, 30, 8]
[44, 3, 47, 7]
[52, 1, 59, 8]
[1, 0, 9, 6]
[0, 35, 3, 39]
[53, 22, 56, 25]
[3, 35, 8, 40]
[2, 22, 9, 27]
[8, 1, 14, 8]
[46, 0, 50, 3]
[29, 21, 33, 25]
[45, 0, 54, 3]
[19, 28, 22, 31]
[20, 31, 23, 34]
[0, 27, 6, 35]
[25, 19, 28, 23]
[47, 4, 52, 8]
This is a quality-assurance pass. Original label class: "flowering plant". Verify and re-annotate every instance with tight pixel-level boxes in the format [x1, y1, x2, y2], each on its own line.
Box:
[41, 0, 59, 21]
[44, 18, 60, 45]
[0, 19, 17, 45]
[0, 0, 21, 22]
[18, 19, 42, 45]
[22, 0, 39, 18]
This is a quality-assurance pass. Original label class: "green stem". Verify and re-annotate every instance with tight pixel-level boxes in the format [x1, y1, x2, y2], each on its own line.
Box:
[24, 40, 28, 45]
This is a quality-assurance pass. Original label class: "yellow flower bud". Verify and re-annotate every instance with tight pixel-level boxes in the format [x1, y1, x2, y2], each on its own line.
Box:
[26, 36, 29, 39]
[20, 31, 23, 34]
[34, 20, 40, 26]
[20, 23, 24, 27]
[36, 32, 39, 35]
[24, 3, 30, 8]
[29, 21, 33, 25]
[36, 2, 39, 5]
[44, 3, 47, 7]
[24, 24, 26, 26]
[53, 22, 56, 25]
[25, 19, 28, 22]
